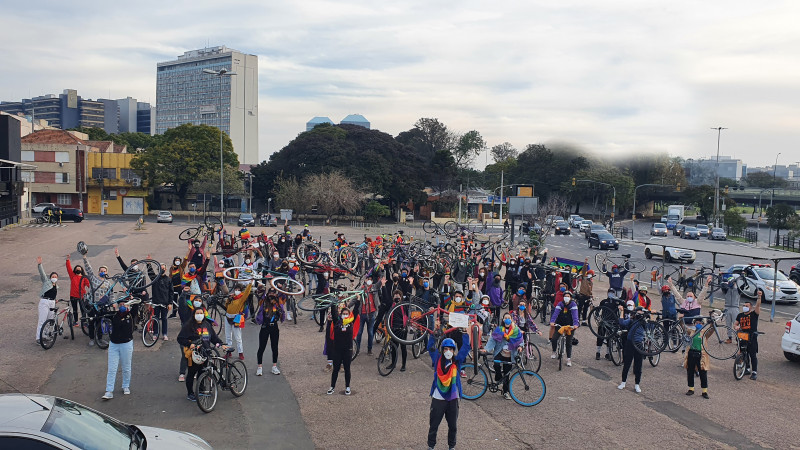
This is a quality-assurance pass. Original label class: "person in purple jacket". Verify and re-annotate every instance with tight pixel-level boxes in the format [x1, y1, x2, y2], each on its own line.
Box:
[549, 293, 580, 367]
[487, 274, 504, 326]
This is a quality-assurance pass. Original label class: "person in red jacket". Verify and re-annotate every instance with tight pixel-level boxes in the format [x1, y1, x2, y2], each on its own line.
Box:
[66, 256, 90, 328]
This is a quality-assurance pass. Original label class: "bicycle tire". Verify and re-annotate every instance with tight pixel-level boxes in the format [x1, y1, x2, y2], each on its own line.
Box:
[204, 215, 224, 233]
[632, 321, 667, 356]
[270, 277, 305, 296]
[460, 363, 488, 400]
[290, 297, 298, 325]
[625, 260, 647, 274]
[377, 342, 397, 377]
[67, 313, 74, 340]
[609, 337, 622, 366]
[374, 325, 385, 343]
[351, 340, 360, 362]
[297, 294, 334, 312]
[40, 319, 57, 350]
[120, 259, 164, 291]
[558, 336, 564, 371]
[471, 325, 480, 374]
[733, 353, 747, 380]
[594, 253, 609, 273]
[524, 341, 542, 373]
[528, 298, 540, 320]
[338, 247, 358, 271]
[412, 341, 422, 359]
[228, 360, 247, 397]
[222, 266, 257, 282]
[312, 309, 323, 326]
[466, 219, 485, 234]
[443, 220, 459, 238]
[703, 325, 738, 360]
[666, 321, 685, 353]
[95, 317, 112, 349]
[386, 302, 429, 345]
[179, 228, 199, 241]
[297, 242, 321, 264]
[648, 351, 660, 367]
[208, 306, 224, 336]
[142, 317, 160, 347]
[195, 371, 218, 413]
[509, 370, 546, 407]
[588, 306, 618, 339]
[80, 316, 90, 336]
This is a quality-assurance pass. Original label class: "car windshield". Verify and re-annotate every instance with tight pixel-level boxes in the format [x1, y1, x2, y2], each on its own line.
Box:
[653, 224, 666, 229]
[754, 268, 788, 281]
[41, 398, 136, 450]
[597, 233, 614, 239]
[697, 225, 708, 230]
[685, 227, 697, 232]
[581, 220, 591, 224]
[241, 214, 253, 219]
[556, 221, 568, 226]
[712, 228, 724, 233]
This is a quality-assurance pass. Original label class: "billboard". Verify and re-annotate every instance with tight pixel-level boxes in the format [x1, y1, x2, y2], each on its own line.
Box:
[508, 196, 538, 216]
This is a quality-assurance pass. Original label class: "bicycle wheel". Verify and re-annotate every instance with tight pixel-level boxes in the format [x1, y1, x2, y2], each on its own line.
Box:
[528, 298, 540, 320]
[648, 351, 660, 367]
[338, 247, 358, 271]
[466, 219, 485, 234]
[312, 309, 323, 326]
[208, 306, 224, 336]
[594, 254, 609, 273]
[412, 341, 422, 359]
[703, 325, 738, 360]
[588, 306, 618, 339]
[422, 220, 437, 234]
[205, 215, 224, 233]
[471, 325, 481, 372]
[377, 342, 397, 377]
[67, 313, 75, 340]
[270, 277, 305, 296]
[179, 228, 198, 241]
[666, 321, 685, 353]
[609, 337, 622, 366]
[524, 342, 542, 373]
[120, 259, 164, 290]
[509, 370, 546, 407]
[95, 317, 112, 349]
[443, 220, 459, 238]
[223, 266, 257, 282]
[374, 324, 385, 343]
[195, 371, 218, 413]
[298, 294, 334, 312]
[460, 363, 488, 400]
[385, 302, 429, 345]
[290, 297, 298, 325]
[625, 260, 646, 274]
[558, 337, 564, 371]
[351, 340, 360, 362]
[632, 321, 666, 356]
[142, 317, 160, 347]
[228, 360, 247, 397]
[40, 319, 57, 350]
[297, 242, 321, 264]
[733, 353, 747, 380]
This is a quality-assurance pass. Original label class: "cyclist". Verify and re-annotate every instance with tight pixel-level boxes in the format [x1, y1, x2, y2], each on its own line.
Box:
[147, 261, 173, 340]
[387, 290, 409, 372]
[485, 312, 523, 399]
[177, 307, 228, 402]
[102, 298, 135, 400]
[669, 277, 705, 323]
[255, 290, 284, 376]
[35, 257, 59, 345]
[512, 301, 539, 335]
[327, 300, 362, 395]
[577, 258, 594, 324]
[445, 291, 469, 314]
[617, 302, 644, 393]
[596, 288, 624, 360]
[168, 257, 184, 318]
[225, 283, 251, 361]
[65, 256, 89, 330]
[684, 318, 711, 398]
[631, 283, 652, 311]
[603, 264, 628, 299]
[487, 274, 504, 323]
[82, 255, 115, 346]
[734, 290, 762, 381]
[722, 277, 743, 343]
[426, 330, 470, 450]
[549, 292, 580, 366]
[356, 277, 380, 356]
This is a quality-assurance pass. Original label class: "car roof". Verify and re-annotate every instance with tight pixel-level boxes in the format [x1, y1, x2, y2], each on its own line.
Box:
[0, 394, 54, 430]
[581, 219, 592, 223]
[591, 224, 604, 228]
[653, 223, 666, 226]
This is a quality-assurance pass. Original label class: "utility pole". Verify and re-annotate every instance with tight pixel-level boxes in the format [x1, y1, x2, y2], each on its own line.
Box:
[458, 184, 463, 223]
[710, 127, 727, 228]
[769, 152, 782, 245]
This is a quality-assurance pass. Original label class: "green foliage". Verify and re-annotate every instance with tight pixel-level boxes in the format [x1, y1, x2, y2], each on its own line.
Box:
[723, 209, 747, 234]
[746, 171, 788, 189]
[453, 130, 485, 169]
[364, 200, 390, 221]
[766, 204, 797, 239]
[190, 165, 245, 196]
[490, 142, 518, 163]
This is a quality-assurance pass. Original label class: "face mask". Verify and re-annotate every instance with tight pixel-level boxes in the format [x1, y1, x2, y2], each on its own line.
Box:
[695, 323, 703, 331]
[219, 262, 225, 267]
[627, 305, 634, 311]
[234, 290, 242, 296]
[189, 267, 196, 274]
[519, 305, 526, 311]
[394, 297, 401, 302]
[639, 292, 646, 297]
[174, 260, 181, 266]
[323, 273, 329, 279]
[518, 289, 525, 295]
[560, 287, 566, 292]
[423, 282, 429, 288]
[563, 297, 572, 304]
[193, 300, 202, 308]
[402, 273, 408, 278]
[613, 269, 619, 273]
[479, 271, 485, 276]
[482, 300, 489, 306]
[119, 305, 127, 313]
[194, 243, 200, 248]
[195, 313, 204, 322]
[503, 318, 512, 326]
[366, 280, 373, 286]
[742, 306, 750, 313]
[443, 350, 454, 360]
[99, 271, 106, 277]
[686, 296, 695, 303]
[273, 254, 279, 259]
[50, 277, 58, 284]
[245, 259, 251, 264]
[608, 292, 617, 299]
[392, 276, 399, 281]
[341, 312, 350, 320]
[494, 278, 501, 284]
[74, 269, 82, 275]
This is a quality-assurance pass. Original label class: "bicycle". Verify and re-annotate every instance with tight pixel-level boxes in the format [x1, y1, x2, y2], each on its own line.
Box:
[733, 331, 765, 380]
[461, 352, 547, 407]
[142, 303, 169, 347]
[193, 341, 247, 413]
[678, 308, 739, 360]
[39, 299, 75, 349]
[553, 325, 576, 371]
[179, 216, 224, 243]
[376, 329, 400, 377]
[595, 251, 646, 274]
[520, 331, 542, 373]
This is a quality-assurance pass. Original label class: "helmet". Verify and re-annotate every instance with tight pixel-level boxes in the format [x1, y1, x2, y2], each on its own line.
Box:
[587, 270, 595, 276]
[191, 349, 207, 365]
[304, 224, 309, 227]
[661, 285, 671, 294]
[612, 264, 619, 270]
[441, 338, 456, 350]
[76, 241, 88, 255]
[639, 285, 648, 293]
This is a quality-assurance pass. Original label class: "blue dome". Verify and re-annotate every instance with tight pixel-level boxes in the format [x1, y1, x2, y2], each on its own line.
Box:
[340, 114, 370, 129]
[306, 116, 334, 131]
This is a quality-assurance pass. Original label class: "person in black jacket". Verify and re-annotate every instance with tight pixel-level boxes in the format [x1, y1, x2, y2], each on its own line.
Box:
[177, 308, 227, 401]
[114, 248, 149, 328]
[147, 261, 173, 340]
[102, 299, 135, 400]
[327, 300, 361, 395]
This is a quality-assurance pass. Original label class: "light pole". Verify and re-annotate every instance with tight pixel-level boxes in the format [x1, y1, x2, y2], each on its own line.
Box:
[756, 188, 771, 246]
[768, 152, 781, 245]
[202, 68, 237, 221]
[711, 127, 727, 228]
[245, 172, 254, 214]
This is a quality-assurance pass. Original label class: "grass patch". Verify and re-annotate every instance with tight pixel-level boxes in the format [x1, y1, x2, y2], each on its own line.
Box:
[768, 245, 800, 253]
[729, 236, 748, 243]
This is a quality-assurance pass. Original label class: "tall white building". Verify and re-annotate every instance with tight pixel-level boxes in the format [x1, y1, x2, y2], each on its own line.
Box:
[156, 46, 259, 165]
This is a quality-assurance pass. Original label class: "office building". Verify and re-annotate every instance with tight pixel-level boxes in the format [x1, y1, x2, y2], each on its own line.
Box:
[156, 46, 259, 165]
[137, 102, 156, 135]
[683, 156, 743, 186]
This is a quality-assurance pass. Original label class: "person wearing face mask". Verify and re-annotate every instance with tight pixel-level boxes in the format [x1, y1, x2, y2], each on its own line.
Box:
[426, 331, 470, 450]
[512, 301, 539, 335]
[169, 256, 185, 318]
[181, 261, 206, 295]
[81, 254, 115, 345]
[478, 294, 493, 335]
[669, 276, 705, 325]
[102, 299, 135, 400]
[275, 234, 290, 259]
[476, 268, 488, 293]
[355, 276, 380, 356]
[549, 293, 580, 366]
[684, 318, 712, 398]
[510, 284, 528, 312]
[66, 255, 90, 329]
[35, 257, 59, 344]
[504, 253, 521, 296]
[596, 288, 625, 360]
[187, 236, 208, 272]
[398, 268, 414, 296]
[487, 275, 504, 325]
[177, 288, 207, 381]
[327, 300, 362, 395]
[177, 307, 226, 401]
[225, 283, 251, 361]
[239, 253, 257, 322]
[256, 291, 285, 376]
[721, 276, 743, 343]
[631, 282, 652, 312]
[603, 263, 628, 299]
[485, 312, 523, 398]
[617, 302, 645, 393]
[734, 291, 762, 381]
[553, 281, 571, 309]
[577, 259, 594, 324]
[114, 249, 150, 328]
[387, 290, 409, 371]
[316, 271, 332, 332]
[147, 260, 173, 341]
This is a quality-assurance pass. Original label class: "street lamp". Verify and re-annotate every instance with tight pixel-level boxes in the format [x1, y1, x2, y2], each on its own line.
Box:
[245, 172, 255, 214]
[711, 127, 727, 228]
[202, 68, 237, 221]
[768, 152, 782, 245]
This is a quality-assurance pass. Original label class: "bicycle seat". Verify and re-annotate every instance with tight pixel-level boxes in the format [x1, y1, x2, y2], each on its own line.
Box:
[224, 347, 236, 353]
[754, 331, 765, 335]
[622, 254, 631, 258]
[714, 264, 724, 269]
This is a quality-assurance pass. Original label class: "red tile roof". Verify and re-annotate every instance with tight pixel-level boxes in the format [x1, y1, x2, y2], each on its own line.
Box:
[85, 141, 113, 153]
[113, 144, 127, 153]
[21, 129, 86, 145]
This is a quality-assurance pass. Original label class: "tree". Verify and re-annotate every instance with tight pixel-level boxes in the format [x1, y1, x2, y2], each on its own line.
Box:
[364, 200, 390, 221]
[746, 171, 788, 189]
[723, 209, 747, 234]
[273, 175, 309, 213]
[304, 172, 364, 223]
[490, 142, 518, 163]
[190, 166, 246, 196]
[412, 118, 455, 158]
[766, 204, 797, 242]
[452, 130, 485, 170]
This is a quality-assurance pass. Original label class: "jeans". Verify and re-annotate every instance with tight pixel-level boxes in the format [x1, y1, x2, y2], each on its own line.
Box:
[686, 350, 708, 389]
[724, 307, 738, 339]
[36, 299, 55, 341]
[106, 340, 133, 392]
[225, 316, 244, 353]
[428, 398, 459, 449]
[356, 311, 377, 353]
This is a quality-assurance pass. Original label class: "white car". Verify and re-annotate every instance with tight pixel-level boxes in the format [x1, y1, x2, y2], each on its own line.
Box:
[33, 202, 56, 213]
[644, 245, 696, 264]
[568, 214, 582, 227]
[724, 264, 799, 304]
[782, 312, 800, 362]
[578, 220, 592, 232]
[156, 211, 173, 223]
[0, 393, 212, 449]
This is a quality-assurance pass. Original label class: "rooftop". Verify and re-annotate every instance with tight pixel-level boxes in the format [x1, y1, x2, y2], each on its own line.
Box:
[21, 129, 86, 145]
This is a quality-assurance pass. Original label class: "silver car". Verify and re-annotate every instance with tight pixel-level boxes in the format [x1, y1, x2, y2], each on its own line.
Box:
[157, 211, 173, 223]
[709, 227, 727, 240]
[0, 394, 212, 449]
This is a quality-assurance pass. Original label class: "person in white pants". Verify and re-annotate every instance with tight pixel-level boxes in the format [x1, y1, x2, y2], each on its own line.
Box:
[225, 284, 250, 360]
[36, 257, 59, 343]
[722, 278, 741, 343]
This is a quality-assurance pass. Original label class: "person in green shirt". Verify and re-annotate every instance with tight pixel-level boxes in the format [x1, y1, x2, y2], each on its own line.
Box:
[683, 318, 711, 398]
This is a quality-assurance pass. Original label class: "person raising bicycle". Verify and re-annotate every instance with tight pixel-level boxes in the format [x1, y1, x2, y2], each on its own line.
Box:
[426, 327, 470, 450]
[255, 290, 284, 376]
[177, 307, 228, 402]
[684, 318, 712, 398]
[225, 283, 251, 361]
[577, 258, 594, 325]
[596, 288, 625, 360]
[387, 290, 409, 372]
[549, 292, 580, 367]
[82, 254, 115, 346]
[327, 299, 361, 395]
[734, 290, 762, 381]
[35, 257, 59, 345]
[630, 282, 652, 311]
[65, 256, 90, 331]
[603, 263, 628, 299]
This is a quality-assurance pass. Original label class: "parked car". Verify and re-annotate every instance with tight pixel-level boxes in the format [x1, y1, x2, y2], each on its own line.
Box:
[60, 208, 84, 222]
[554, 221, 571, 235]
[571, 216, 585, 228]
[665, 220, 678, 230]
[650, 222, 668, 236]
[237, 213, 255, 227]
[682, 226, 700, 239]
[0, 393, 212, 449]
[588, 231, 619, 250]
[782, 311, 800, 362]
[32, 202, 56, 213]
[578, 220, 592, 232]
[405, 212, 414, 221]
[709, 227, 727, 240]
[673, 224, 686, 236]
[585, 223, 606, 239]
[696, 224, 710, 237]
[722, 264, 798, 304]
[644, 245, 696, 264]
[156, 211, 173, 223]
[260, 214, 278, 227]
[545, 215, 564, 226]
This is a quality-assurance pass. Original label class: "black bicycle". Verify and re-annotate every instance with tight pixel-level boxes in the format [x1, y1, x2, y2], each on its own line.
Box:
[733, 331, 764, 380]
[194, 342, 248, 413]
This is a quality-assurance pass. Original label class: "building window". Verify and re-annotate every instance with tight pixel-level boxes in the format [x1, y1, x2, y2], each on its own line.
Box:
[120, 168, 139, 180]
[57, 194, 71, 205]
[108, 190, 117, 200]
[21, 151, 34, 161]
[21, 171, 33, 182]
[55, 173, 70, 184]
[55, 152, 70, 163]
[91, 168, 116, 179]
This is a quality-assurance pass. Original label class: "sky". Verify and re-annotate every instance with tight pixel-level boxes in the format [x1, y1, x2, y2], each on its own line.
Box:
[2, 0, 799, 169]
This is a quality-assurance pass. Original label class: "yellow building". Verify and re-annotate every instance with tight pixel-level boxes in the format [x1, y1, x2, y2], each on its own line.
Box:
[86, 150, 149, 215]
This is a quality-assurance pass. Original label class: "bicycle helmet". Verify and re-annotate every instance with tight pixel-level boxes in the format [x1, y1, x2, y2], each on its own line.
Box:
[192, 349, 207, 365]
[639, 285, 648, 293]
[661, 285, 671, 294]
[76, 241, 88, 255]
[587, 270, 595, 276]
[441, 338, 456, 350]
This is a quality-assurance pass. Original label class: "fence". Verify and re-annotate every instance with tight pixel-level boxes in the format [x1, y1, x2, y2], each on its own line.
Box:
[726, 227, 758, 244]
[775, 235, 800, 252]
[611, 226, 631, 240]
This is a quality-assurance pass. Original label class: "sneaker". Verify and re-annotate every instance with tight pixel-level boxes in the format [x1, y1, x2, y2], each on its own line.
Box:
[743, 369, 751, 375]
[750, 372, 757, 381]
[123, 388, 130, 395]
[460, 369, 466, 378]
[73, 322, 81, 328]
[325, 364, 332, 372]
[88, 340, 95, 347]
[271, 366, 281, 375]
[36, 339, 40, 345]
[178, 374, 185, 382]
[327, 387, 335, 395]
[345, 387, 351, 396]
[702, 392, 710, 399]
[551, 353, 557, 359]
[566, 359, 572, 367]
[162, 336, 169, 341]
[725, 338, 732, 344]
[617, 382, 626, 390]
[367, 350, 373, 356]
[256, 367, 263, 376]
[238, 353, 245, 361]
[634, 384, 642, 393]
[605, 353, 611, 361]
[187, 393, 197, 402]
[685, 389, 694, 396]
[102, 392, 113, 400]
[503, 392, 511, 400]
[286, 313, 293, 321]
[400, 366, 406, 372]
[595, 352, 600, 360]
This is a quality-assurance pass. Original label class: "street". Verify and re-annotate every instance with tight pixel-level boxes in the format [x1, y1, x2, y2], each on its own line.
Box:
[2, 217, 800, 449]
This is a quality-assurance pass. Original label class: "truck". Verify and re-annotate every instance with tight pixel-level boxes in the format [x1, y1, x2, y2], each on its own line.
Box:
[661, 204, 685, 223]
